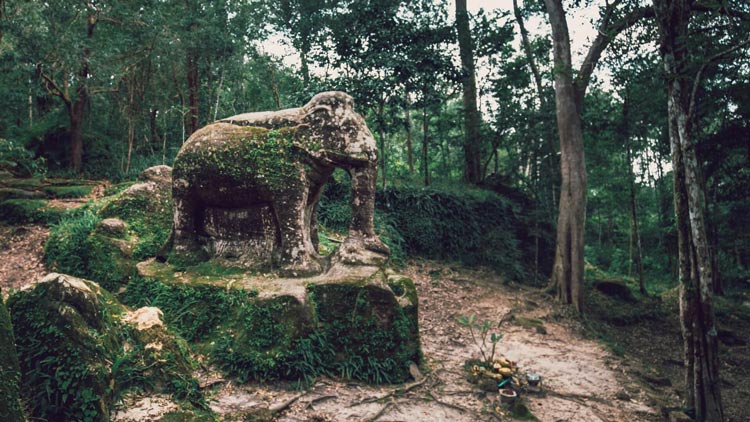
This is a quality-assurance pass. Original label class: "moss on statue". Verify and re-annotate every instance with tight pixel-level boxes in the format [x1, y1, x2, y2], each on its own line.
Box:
[174, 126, 312, 191]
[0, 294, 24, 422]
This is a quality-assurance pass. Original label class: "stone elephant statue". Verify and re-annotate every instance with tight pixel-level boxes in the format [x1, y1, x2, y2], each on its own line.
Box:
[159, 91, 389, 276]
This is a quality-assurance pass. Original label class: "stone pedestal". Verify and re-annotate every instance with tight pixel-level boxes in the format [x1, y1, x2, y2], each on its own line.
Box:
[136, 259, 420, 383]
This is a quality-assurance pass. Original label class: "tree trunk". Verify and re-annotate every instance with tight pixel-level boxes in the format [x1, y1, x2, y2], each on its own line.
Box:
[422, 104, 430, 187]
[544, 0, 587, 313]
[150, 109, 161, 146]
[654, 0, 724, 419]
[624, 92, 645, 293]
[268, 62, 281, 109]
[186, 50, 199, 135]
[404, 90, 414, 173]
[377, 99, 387, 189]
[213, 65, 225, 121]
[68, 99, 86, 173]
[455, 0, 482, 184]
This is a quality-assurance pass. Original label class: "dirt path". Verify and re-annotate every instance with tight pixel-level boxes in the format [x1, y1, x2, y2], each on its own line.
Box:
[1, 223, 660, 421]
[0, 224, 49, 295]
[176, 263, 658, 422]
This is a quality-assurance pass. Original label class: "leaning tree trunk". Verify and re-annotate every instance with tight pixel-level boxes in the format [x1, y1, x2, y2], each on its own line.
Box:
[544, 0, 587, 313]
[456, 0, 482, 183]
[654, 0, 724, 419]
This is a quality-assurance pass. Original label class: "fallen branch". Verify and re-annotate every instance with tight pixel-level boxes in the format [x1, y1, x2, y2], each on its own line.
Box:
[426, 389, 469, 413]
[269, 392, 305, 414]
[368, 399, 395, 422]
[306, 394, 337, 409]
[545, 389, 611, 405]
[350, 376, 430, 407]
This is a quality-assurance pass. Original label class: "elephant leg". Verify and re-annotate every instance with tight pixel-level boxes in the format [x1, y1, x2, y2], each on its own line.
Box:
[274, 189, 322, 277]
[169, 182, 208, 265]
[347, 163, 390, 255]
[309, 202, 320, 253]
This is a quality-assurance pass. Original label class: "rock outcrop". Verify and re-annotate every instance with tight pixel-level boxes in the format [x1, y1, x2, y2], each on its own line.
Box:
[7, 273, 198, 421]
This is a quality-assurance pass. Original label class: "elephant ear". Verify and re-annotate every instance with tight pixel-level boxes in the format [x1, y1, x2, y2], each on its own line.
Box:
[302, 104, 333, 123]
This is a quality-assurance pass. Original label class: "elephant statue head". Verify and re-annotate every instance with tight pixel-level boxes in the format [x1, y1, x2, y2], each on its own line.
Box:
[297, 91, 378, 167]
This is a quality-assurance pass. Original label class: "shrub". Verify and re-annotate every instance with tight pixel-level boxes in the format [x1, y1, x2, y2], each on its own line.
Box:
[0, 137, 47, 177]
[319, 180, 553, 281]
[0, 198, 64, 225]
[122, 276, 419, 384]
[45, 208, 102, 276]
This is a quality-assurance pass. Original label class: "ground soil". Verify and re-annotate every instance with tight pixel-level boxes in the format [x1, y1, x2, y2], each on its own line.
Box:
[113, 261, 664, 422]
[4, 213, 749, 421]
[0, 224, 49, 295]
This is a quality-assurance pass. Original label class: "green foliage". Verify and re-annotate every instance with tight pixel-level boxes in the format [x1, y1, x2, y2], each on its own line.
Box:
[99, 185, 172, 261]
[456, 314, 503, 366]
[0, 296, 24, 421]
[8, 283, 115, 421]
[584, 264, 666, 326]
[45, 208, 102, 276]
[45, 207, 135, 291]
[103, 181, 136, 196]
[8, 279, 205, 421]
[0, 138, 47, 177]
[308, 284, 420, 383]
[319, 182, 545, 280]
[42, 184, 93, 199]
[122, 277, 240, 343]
[122, 276, 419, 385]
[0, 198, 64, 225]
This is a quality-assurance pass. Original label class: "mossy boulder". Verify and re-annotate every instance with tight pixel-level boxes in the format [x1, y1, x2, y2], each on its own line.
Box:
[8, 273, 201, 421]
[45, 166, 174, 289]
[98, 166, 172, 262]
[0, 294, 24, 422]
[131, 260, 420, 384]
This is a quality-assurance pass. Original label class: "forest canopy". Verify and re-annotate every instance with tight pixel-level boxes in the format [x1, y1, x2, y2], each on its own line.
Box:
[0, 0, 749, 420]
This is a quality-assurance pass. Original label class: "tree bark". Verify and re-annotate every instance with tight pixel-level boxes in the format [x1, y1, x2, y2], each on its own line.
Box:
[377, 99, 387, 188]
[623, 92, 645, 293]
[404, 90, 414, 173]
[514, 0, 559, 217]
[455, 0, 482, 183]
[186, 50, 199, 136]
[422, 103, 430, 187]
[544, 0, 587, 313]
[654, 0, 724, 419]
[541, 0, 654, 313]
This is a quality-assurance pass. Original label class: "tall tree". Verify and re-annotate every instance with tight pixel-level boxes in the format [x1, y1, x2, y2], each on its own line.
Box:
[652, 0, 750, 418]
[543, 0, 587, 312]
[455, 0, 482, 183]
[542, 0, 654, 312]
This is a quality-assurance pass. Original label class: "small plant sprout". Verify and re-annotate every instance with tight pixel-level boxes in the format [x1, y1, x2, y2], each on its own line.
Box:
[457, 314, 503, 366]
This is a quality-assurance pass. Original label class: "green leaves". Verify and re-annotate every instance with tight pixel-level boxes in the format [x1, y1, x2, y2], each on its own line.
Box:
[456, 314, 503, 366]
